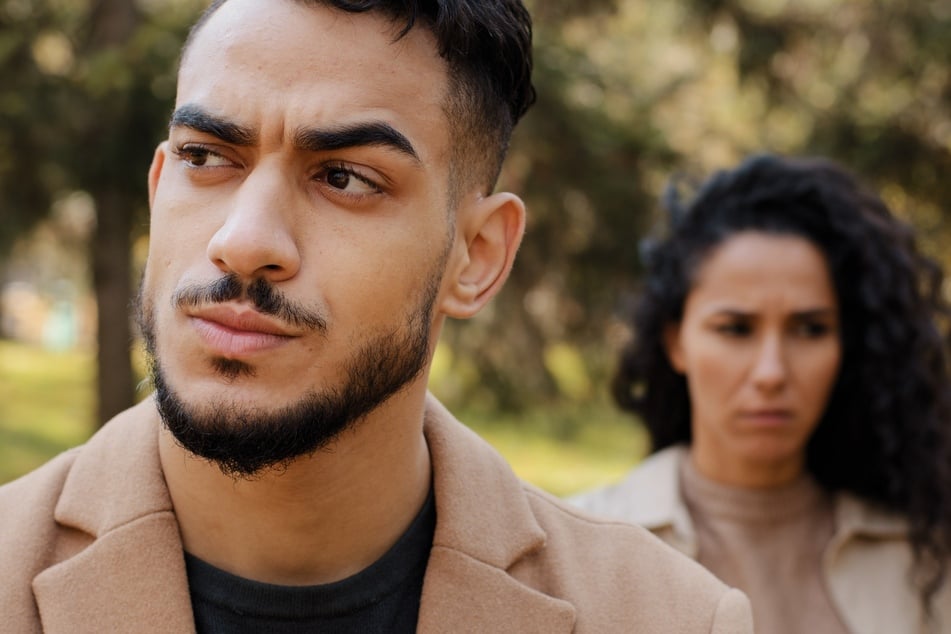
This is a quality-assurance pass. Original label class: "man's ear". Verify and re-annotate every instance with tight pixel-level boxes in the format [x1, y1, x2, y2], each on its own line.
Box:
[664, 322, 686, 373]
[441, 192, 525, 319]
[147, 142, 167, 207]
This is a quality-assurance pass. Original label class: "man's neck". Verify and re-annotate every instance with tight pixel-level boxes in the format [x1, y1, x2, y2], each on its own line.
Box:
[158, 387, 432, 586]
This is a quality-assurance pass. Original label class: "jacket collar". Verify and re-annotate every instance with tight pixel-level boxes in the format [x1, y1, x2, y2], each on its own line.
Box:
[417, 394, 576, 632]
[32, 398, 196, 632]
[831, 491, 908, 540]
[33, 395, 575, 632]
[581, 444, 907, 553]
[576, 445, 697, 557]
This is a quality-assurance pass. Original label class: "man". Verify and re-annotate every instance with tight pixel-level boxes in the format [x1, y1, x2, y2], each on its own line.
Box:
[0, 1, 752, 631]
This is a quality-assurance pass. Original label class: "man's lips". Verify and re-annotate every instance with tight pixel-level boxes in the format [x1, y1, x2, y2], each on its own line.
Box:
[188, 305, 297, 356]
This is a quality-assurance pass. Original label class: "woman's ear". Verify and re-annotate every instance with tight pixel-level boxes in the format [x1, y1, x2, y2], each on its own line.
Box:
[441, 192, 525, 319]
[664, 322, 686, 373]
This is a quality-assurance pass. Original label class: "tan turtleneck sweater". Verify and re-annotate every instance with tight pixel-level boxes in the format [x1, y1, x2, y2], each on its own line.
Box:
[680, 457, 850, 634]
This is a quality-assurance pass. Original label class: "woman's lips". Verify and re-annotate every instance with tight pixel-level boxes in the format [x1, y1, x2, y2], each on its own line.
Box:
[739, 409, 794, 427]
[188, 306, 296, 357]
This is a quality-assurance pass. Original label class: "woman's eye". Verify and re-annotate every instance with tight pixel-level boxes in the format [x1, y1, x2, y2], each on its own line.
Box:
[715, 322, 752, 337]
[321, 166, 381, 196]
[174, 145, 231, 168]
[795, 321, 832, 338]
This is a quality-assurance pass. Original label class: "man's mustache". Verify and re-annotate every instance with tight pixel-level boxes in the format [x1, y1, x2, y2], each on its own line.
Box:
[172, 274, 327, 333]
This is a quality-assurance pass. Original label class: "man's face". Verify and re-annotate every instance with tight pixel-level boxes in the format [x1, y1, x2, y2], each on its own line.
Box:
[140, 0, 458, 475]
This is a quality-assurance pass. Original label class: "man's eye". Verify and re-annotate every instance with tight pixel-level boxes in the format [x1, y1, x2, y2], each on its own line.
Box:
[321, 166, 380, 195]
[173, 144, 231, 168]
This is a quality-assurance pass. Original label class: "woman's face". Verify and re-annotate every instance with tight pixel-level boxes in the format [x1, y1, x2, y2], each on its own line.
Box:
[665, 231, 842, 487]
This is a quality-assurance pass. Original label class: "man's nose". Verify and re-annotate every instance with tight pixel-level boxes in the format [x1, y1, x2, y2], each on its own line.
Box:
[206, 164, 301, 282]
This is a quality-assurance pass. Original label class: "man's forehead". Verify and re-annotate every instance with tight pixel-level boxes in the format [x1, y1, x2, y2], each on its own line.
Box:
[183, 0, 441, 67]
[175, 0, 450, 152]
[180, 1, 446, 102]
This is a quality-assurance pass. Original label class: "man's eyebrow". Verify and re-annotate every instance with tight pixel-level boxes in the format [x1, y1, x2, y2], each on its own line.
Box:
[169, 105, 257, 146]
[294, 122, 420, 162]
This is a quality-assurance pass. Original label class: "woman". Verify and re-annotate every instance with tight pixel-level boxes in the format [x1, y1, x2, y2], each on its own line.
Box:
[572, 154, 951, 633]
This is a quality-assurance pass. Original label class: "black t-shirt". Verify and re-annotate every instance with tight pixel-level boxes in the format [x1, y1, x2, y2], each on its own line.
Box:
[185, 489, 436, 633]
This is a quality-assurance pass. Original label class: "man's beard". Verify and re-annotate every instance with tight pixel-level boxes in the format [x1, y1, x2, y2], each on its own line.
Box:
[136, 270, 441, 479]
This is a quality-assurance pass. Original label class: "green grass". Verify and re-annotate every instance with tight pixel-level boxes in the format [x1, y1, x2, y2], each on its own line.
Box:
[0, 339, 645, 495]
[457, 405, 645, 496]
[0, 340, 96, 484]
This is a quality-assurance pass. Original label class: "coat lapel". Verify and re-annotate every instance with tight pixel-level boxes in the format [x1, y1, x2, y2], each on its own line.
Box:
[31, 399, 196, 633]
[418, 394, 576, 632]
[33, 512, 195, 633]
[418, 547, 575, 633]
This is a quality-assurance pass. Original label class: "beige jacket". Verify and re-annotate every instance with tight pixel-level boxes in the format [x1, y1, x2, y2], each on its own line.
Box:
[0, 398, 752, 633]
[571, 446, 951, 634]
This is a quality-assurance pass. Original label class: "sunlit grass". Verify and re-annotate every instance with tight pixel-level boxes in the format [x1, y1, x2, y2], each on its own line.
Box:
[0, 340, 95, 483]
[458, 405, 645, 496]
[0, 339, 645, 495]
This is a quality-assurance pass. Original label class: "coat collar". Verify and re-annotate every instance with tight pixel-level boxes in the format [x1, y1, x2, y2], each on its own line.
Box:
[575, 444, 909, 556]
[572, 445, 697, 557]
[831, 491, 907, 540]
[33, 394, 575, 632]
[32, 398, 196, 632]
[417, 393, 576, 632]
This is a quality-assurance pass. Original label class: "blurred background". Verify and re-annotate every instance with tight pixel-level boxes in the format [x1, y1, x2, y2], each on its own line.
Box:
[3, 0, 950, 494]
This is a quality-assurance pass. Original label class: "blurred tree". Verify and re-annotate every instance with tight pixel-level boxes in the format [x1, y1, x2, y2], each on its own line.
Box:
[0, 0, 201, 423]
[676, 0, 951, 256]
[3, 0, 951, 422]
[440, 0, 951, 413]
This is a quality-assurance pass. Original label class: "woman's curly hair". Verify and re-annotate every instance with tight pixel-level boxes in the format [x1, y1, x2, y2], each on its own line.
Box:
[614, 153, 951, 605]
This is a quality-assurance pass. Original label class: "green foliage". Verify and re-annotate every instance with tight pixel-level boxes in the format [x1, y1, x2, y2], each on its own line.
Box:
[0, 0, 207, 421]
[0, 0, 201, 257]
[442, 0, 951, 413]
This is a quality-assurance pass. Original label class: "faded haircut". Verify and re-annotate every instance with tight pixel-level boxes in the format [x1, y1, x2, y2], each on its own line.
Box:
[181, 0, 535, 205]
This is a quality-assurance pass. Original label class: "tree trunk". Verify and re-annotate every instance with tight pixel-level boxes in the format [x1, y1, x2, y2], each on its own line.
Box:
[86, 0, 139, 426]
[92, 188, 134, 425]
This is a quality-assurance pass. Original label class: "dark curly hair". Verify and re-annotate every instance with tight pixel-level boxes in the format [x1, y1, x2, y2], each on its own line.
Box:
[183, 0, 535, 199]
[614, 153, 951, 605]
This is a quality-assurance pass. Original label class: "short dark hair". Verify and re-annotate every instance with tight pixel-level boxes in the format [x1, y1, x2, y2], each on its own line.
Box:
[615, 153, 951, 606]
[183, 0, 535, 200]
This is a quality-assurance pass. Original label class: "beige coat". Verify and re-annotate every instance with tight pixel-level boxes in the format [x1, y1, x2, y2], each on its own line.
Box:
[0, 397, 751, 633]
[571, 446, 951, 634]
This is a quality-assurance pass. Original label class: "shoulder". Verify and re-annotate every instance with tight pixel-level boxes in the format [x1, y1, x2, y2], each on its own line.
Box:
[0, 447, 81, 624]
[0, 400, 162, 591]
[569, 446, 686, 526]
[0, 446, 80, 545]
[518, 482, 752, 633]
[423, 397, 751, 631]
[824, 493, 951, 633]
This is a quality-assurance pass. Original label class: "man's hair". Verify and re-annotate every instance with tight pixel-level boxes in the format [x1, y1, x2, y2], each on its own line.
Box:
[183, 0, 535, 202]
[616, 153, 951, 609]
